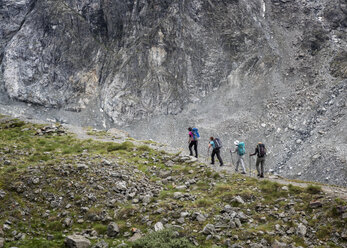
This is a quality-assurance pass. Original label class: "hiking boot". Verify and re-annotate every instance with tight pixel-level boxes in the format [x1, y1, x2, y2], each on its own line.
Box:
[257, 174, 260, 177]
[260, 174, 264, 178]
[220, 164, 224, 167]
[210, 163, 214, 165]
[241, 172, 246, 174]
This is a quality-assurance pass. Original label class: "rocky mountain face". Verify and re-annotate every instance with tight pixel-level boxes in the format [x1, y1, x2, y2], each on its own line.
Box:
[0, 0, 346, 186]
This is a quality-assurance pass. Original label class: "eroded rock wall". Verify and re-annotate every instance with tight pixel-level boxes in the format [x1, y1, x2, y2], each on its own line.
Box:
[0, 0, 346, 185]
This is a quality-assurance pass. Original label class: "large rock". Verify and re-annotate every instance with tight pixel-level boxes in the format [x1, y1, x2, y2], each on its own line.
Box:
[154, 222, 164, 232]
[202, 224, 215, 235]
[65, 235, 91, 248]
[297, 223, 307, 236]
[107, 222, 120, 237]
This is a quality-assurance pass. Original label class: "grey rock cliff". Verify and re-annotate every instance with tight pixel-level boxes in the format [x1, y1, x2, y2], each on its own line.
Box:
[0, 0, 346, 186]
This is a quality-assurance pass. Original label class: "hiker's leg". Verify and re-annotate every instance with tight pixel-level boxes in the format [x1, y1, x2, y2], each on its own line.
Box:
[216, 149, 223, 165]
[194, 141, 198, 158]
[255, 158, 261, 175]
[261, 158, 265, 176]
[189, 142, 193, 156]
[240, 156, 246, 173]
[211, 149, 216, 164]
[235, 156, 240, 171]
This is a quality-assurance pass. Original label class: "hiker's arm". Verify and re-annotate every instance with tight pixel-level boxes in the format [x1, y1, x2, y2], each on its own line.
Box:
[250, 148, 256, 156]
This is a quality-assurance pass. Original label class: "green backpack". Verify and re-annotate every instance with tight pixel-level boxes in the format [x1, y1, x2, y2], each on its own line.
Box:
[237, 142, 245, 155]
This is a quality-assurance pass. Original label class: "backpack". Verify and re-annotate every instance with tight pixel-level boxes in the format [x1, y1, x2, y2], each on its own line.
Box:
[237, 142, 245, 156]
[213, 138, 222, 149]
[192, 128, 200, 140]
[258, 144, 266, 157]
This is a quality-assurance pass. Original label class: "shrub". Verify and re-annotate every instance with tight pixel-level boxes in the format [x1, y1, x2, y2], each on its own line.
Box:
[288, 184, 303, 194]
[94, 224, 107, 235]
[195, 198, 213, 208]
[107, 141, 134, 152]
[47, 221, 64, 232]
[306, 185, 322, 194]
[131, 228, 194, 248]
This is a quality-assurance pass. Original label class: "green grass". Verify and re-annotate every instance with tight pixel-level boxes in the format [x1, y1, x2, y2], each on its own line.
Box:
[306, 185, 322, 194]
[93, 223, 108, 235]
[131, 228, 194, 248]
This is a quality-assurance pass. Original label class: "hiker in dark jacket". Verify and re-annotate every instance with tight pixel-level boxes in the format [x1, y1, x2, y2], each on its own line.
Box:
[188, 127, 198, 158]
[250, 142, 266, 178]
[208, 137, 224, 166]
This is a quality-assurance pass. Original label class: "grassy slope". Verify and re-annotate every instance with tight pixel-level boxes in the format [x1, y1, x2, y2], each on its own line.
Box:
[0, 116, 346, 248]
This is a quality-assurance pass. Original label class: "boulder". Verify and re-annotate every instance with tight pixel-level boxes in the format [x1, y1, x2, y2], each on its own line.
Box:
[297, 223, 307, 236]
[272, 239, 287, 248]
[309, 201, 322, 209]
[107, 222, 120, 237]
[65, 235, 91, 248]
[128, 232, 142, 242]
[154, 222, 164, 232]
[202, 224, 215, 235]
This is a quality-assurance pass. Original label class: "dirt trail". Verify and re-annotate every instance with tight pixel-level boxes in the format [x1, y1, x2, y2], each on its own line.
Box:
[61, 123, 347, 201]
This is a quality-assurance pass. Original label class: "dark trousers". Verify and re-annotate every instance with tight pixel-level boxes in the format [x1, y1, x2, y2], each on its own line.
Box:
[255, 157, 266, 176]
[211, 148, 223, 165]
[189, 140, 198, 157]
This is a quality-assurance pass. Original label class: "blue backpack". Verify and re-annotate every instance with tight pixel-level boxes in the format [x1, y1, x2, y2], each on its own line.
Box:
[192, 128, 200, 140]
[237, 142, 245, 155]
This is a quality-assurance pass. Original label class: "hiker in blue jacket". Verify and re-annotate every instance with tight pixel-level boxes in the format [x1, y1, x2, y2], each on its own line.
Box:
[208, 137, 224, 166]
[231, 140, 246, 174]
[188, 127, 198, 158]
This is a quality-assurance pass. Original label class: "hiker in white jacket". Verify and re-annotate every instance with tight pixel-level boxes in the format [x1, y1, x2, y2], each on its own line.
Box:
[231, 140, 246, 174]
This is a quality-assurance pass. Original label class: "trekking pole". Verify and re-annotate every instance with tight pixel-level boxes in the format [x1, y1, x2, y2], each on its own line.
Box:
[249, 155, 252, 177]
[230, 150, 234, 168]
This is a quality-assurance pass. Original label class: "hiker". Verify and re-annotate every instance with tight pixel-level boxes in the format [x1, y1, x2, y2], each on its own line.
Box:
[208, 137, 224, 166]
[250, 142, 267, 178]
[231, 140, 246, 174]
[188, 127, 199, 158]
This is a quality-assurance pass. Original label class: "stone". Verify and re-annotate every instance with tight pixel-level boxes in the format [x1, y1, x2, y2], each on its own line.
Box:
[77, 164, 88, 170]
[142, 195, 152, 204]
[107, 222, 120, 237]
[0, 191, 6, 199]
[232, 196, 245, 205]
[281, 186, 288, 191]
[128, 232, 142, 242]
[32, 178, 40, 184]
[92, 240, 108, 248]
[272, 239, 287, 248]
[63, 217, 73, 227]
[341, 231, 347, 240]
[297, 223, 306, 236]
[342, 213, 347, 219]
[65, 235, 91, 248]
[202, 224, 215, 235]
[173, 192, 183, 199]
[309, 201, 322, 209]
[196, 214, 206, 223]
[0, 238, 4, 248]
[154, 222, 164, 232]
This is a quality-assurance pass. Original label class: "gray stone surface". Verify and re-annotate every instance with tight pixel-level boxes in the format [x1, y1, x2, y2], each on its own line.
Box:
[107, 222, 119, 237]
[65, 235, 91, 248]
